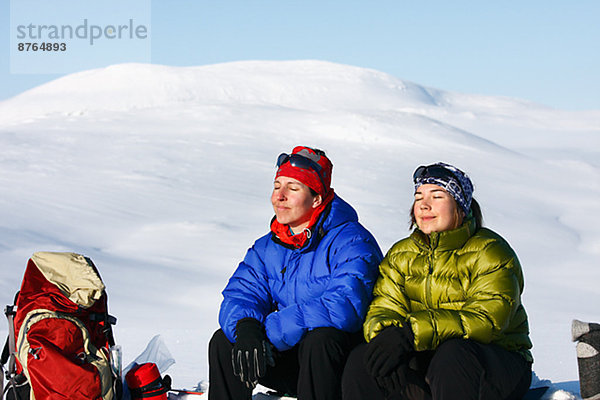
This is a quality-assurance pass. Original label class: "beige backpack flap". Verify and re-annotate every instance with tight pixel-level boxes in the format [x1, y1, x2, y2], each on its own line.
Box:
[31, 252, 105, 309]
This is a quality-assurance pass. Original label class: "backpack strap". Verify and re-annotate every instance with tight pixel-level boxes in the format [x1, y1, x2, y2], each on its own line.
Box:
[84, 256, 118, 348]
[3, 292, 29, 399]
[1, 334, 9, 368]
[1, 338, 5, 396]
[89, 311, 118, 346]
[5, 304, 17, 374]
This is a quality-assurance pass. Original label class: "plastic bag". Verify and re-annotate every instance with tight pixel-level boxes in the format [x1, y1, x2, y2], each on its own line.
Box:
[122, 335, 176, 400]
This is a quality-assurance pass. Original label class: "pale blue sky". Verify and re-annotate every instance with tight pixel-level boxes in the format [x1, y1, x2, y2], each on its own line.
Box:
[2, 0, 599, 109]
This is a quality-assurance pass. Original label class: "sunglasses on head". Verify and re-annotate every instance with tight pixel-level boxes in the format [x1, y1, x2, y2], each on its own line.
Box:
[277, 152, 325, 185]
[413, 165, 462, 188]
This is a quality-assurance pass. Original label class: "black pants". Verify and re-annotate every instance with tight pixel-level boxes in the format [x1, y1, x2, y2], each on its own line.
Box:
[342, 338, 532, 400]
[209, 327, 361, 400]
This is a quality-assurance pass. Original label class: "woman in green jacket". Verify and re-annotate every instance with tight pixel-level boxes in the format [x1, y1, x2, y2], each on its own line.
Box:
[342, 162, 532, 400]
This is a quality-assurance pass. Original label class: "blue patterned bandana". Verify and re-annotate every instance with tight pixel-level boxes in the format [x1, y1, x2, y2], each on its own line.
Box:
[413, 162, 473, 214]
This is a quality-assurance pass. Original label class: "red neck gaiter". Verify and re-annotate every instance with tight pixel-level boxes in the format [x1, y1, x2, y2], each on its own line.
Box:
[270, 190, 335, 248]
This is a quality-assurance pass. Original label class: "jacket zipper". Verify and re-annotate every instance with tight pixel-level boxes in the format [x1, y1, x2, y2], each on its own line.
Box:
[425, 234, 437, 308]
[426, 250, 433, 308]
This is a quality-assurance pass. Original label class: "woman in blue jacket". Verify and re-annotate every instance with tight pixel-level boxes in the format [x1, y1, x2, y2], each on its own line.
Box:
[208, 146, 383, 400]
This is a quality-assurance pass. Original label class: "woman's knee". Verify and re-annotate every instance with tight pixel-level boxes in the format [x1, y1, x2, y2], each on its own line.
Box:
[427, 339, 482, 380]
[209, 329, 233, 358]
[343, 343, 369, 379]
[342, 344, 384, 400]
[301, 327, 351, 353]
[432, 339, 480, 365]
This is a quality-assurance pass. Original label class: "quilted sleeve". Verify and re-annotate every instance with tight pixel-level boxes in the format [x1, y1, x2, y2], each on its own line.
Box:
[363, 244, 413, 342]
[219, 242, 274, 344]
[265, 230, 382, 351]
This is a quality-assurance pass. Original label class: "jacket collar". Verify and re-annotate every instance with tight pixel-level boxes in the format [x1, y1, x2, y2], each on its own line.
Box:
[411, 216, 477, 252]
[270, 193, 357, 251]
[270, 203, 330, 251]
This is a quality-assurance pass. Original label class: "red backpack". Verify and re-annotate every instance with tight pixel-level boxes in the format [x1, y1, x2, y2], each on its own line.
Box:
[1, 252, 121, 400]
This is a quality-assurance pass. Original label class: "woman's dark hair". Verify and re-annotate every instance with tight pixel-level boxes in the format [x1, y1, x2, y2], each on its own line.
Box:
[410, 198, 483, 231]
[470, 198, 483, 230]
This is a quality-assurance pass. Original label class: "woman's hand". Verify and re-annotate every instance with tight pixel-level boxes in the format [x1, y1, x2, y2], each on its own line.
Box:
[231, 318, 275, 388]
[364, 324, 415, 377]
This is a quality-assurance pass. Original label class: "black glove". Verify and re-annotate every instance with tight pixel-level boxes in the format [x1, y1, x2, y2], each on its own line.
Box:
[375, 364, 409, 397]
[231, 318, 275, 389]
[376, 363, 428, 399]
[365, 324, 414, 377]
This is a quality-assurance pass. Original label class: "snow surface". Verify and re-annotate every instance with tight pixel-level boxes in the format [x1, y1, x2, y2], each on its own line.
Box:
[1, 60, 599, 399]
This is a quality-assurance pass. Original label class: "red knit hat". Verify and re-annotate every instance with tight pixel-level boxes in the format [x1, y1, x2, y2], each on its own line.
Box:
[275, 146, 333, 196]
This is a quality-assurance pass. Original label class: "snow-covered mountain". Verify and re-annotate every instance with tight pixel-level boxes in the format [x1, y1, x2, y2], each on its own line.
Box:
[1, 60, 598, 399]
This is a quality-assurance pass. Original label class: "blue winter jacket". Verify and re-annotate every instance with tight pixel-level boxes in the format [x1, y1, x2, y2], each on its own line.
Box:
[219, 194, 383, 351]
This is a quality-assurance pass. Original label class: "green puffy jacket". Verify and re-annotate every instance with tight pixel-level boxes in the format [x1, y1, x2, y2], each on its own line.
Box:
[364, 217, 532, 362]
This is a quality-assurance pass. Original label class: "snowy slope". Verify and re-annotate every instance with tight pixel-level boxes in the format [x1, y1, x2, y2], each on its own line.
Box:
[0, 60, 599, 399]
